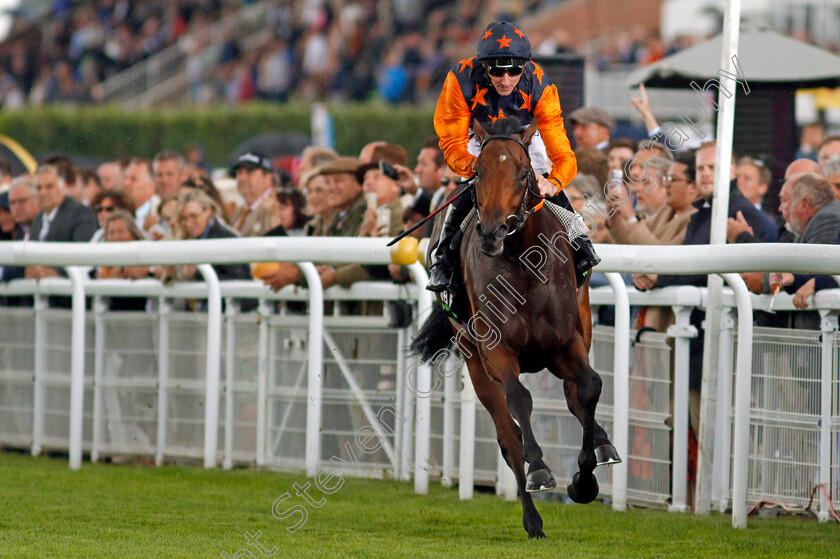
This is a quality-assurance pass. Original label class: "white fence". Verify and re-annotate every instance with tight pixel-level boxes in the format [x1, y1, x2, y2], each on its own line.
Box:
[1, 239, 839, 528]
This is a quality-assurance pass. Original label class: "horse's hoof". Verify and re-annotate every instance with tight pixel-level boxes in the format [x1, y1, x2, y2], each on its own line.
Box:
[595, 443, 622, 466]
[525, 468, 557, 493]
[528, 528, 546, 539]
[567, 472, 599, 504]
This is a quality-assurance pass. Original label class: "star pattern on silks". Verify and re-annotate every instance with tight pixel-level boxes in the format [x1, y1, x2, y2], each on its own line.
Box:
[514, 28, 525, 39]
[519, 91, 532, 112]
[496, 35, 512, 49]
[483, 30, 493, 40]
[532, 62, 545, 84]
[489, 109, 506, 122]
[471, 87, 488, 110]
[459, 57, 474, 73]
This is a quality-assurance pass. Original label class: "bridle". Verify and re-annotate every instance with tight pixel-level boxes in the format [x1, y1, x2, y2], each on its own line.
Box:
[476, 134, 545, 236]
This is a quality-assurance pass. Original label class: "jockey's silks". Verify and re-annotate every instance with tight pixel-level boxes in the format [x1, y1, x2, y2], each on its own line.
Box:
[434, 58, 577, 191]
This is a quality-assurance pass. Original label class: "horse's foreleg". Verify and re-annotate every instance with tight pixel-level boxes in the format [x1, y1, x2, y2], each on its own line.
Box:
[563, 380, 622, 466]
[481, 349, 554, 493]
[463, 351, 545, 539]
[549, 336, 602, 504]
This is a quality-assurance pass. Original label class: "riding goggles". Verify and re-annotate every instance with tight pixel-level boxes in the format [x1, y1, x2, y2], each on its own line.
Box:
[485, 63, 524, 77]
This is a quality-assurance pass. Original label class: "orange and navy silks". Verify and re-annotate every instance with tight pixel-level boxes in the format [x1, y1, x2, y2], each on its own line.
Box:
[433, 58, 577, 193]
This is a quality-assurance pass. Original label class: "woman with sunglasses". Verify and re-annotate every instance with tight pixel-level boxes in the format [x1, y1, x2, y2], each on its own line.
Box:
[89, 189, 135, 243]
[428, 21, 599, 292]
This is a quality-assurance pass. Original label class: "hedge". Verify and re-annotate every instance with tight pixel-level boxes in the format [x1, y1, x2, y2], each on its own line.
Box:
[0, 102, 438, 167]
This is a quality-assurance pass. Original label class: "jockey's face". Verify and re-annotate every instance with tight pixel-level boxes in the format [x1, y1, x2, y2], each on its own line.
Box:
[488, 70, 522, 97]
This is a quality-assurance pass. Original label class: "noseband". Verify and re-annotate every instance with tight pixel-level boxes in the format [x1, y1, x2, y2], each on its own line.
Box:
[477, 134, 545, 236]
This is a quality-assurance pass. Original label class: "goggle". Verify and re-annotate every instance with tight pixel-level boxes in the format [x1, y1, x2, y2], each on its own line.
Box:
[485, 64, 523, 78]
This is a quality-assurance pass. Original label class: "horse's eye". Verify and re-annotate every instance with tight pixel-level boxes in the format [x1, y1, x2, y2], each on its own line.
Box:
[519, 172, 529, 182]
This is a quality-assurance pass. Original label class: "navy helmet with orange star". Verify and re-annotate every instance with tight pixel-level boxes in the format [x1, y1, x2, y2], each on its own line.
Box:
[476, 21, 531, 72]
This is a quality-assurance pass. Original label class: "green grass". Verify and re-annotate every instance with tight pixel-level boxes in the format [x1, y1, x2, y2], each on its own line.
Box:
[0, 452, 836, 558]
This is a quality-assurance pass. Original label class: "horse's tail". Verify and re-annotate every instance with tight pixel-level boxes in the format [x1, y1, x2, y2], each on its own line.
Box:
[410, 302, 452, 363]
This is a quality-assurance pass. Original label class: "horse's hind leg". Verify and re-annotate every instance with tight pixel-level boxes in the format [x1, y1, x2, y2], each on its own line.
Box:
[548, 336, 602, 504]
[463, 351, 545, 539]
[480, 349, 555, 494]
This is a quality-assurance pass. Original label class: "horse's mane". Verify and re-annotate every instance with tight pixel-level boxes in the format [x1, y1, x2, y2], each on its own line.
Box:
[485, 117, 523, 137]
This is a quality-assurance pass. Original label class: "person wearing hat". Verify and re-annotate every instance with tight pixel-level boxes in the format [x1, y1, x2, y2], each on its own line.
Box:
[229, 151, 275, 237]
[355, 146, 406, 239]
[429, 20, 600, 292]
[568, 106, 614, 150]
[316, 157, 369, 287]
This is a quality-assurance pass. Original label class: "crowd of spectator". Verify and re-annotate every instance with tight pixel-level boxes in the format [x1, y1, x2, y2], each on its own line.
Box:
[0, 0, 730, 108]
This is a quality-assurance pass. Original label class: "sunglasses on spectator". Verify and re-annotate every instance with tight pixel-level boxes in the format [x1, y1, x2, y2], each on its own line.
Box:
[485, 64, 523, 77]
[663, 175, 688, 184]
[94, 205, 117, 213]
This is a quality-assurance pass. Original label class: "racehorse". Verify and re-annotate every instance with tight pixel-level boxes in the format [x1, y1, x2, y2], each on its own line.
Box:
[413, 117, 619, 538]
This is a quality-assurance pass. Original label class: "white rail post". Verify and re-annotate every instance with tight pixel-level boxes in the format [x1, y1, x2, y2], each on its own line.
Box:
[442, 355, 456, 488]
[459, 362, 476, 500]
[697, 0, 744, 515]
[400, 349, 416, 481]
[408, 263, 433, 494]
[91, 296, 106, 463]
[223, 297, 238, 470]
[198, 264, 222, 468]
[497, 452, 517, 501]
[66, 267, 87, 471]
[155, 297, 170, 467]
[720, 274, 754, 529]
[255, 299, 271, 468]
[297, 263, 324, 478]
[666, 305, 698, 512]
[31, 292, 46, 457]
[605, 273, 630, 511]
[712, 307, 736, 512]
[394, 327, 407, 477]
[818, 309, 837, 522]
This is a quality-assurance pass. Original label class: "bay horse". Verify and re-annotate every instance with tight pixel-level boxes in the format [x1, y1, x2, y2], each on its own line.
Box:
[413, 117, 619, 538]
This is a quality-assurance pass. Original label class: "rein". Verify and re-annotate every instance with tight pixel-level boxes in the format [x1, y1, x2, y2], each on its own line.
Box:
[477, 134, 545, 236]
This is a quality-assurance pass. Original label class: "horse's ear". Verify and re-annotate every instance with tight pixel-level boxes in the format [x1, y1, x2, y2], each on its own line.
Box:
[520, 120, 539, 146]
[473, 120, 489, 144]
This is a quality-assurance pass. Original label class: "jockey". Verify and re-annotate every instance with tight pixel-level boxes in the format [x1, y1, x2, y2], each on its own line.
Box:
[427, 20, 601, 292]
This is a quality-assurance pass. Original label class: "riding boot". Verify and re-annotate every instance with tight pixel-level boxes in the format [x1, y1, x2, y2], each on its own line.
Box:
[546, 190, 602, 286]
[426, 190, 473, 292]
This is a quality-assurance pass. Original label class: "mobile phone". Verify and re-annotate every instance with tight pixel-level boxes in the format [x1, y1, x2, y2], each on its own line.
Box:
[379, 161, 399, 181]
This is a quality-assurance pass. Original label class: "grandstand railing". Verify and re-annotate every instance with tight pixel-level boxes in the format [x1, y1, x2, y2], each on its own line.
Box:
[1, 239, 840, 528]
[99, 2, 272, 108]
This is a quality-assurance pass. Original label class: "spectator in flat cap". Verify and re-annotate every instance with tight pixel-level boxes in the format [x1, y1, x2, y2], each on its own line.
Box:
[320, 157, 366, 238]
[317, 156, 368, 288]
[229, 151, 275, 237]
[569, 106, 613, 150]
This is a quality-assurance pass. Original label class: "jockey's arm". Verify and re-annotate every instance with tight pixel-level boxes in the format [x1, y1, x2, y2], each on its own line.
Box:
[434, 72, 476, 178]
[533, 84, 577, 194]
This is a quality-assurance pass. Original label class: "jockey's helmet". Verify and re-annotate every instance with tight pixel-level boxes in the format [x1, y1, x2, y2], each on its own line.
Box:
[476, 21, 531, 73]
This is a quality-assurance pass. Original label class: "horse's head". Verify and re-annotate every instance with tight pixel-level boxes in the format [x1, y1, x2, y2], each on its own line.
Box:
[472, 118, 539, 256]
